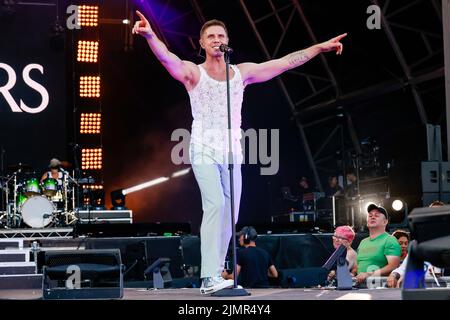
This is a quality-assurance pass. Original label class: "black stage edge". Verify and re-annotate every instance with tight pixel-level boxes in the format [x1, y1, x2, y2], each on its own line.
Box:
[27, 231, 368, 286]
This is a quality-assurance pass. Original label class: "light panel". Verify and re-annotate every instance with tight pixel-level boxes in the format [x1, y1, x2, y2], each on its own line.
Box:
[82, 184, 104, 190]
[81, 148, 103, 170]
[77, 40, 99, 63]
[78, 5, 99, 27]
[80, 113, 101, 134]
[79, 76, 100, 98]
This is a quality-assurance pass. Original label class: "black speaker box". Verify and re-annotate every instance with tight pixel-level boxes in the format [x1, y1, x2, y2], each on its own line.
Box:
[40, 249, 123, 299]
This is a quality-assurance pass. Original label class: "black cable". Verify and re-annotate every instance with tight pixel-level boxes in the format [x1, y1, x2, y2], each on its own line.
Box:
[0, 146, 5, 215]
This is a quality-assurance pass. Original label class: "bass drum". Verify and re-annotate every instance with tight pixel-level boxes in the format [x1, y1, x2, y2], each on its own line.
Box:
[20, 196, 55, 228]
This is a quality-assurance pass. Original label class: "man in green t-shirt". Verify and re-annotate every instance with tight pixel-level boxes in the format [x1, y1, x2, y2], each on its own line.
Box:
[355, 204, 401, 285]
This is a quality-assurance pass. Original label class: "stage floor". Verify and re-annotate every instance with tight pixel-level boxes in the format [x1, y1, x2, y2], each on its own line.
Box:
[0, 287, 401, 300]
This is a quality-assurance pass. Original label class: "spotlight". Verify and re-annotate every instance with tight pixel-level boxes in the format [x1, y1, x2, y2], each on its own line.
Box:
[363, 200, 378, 213]
[112, 168, 192, 208]
[382, 198, 408, 227]
[171, 168, 191, 178]
[111, 189, 127, 210]
[358, 196, 384, 230]
[392, 199, 404, 211]
[82, 184, 103, 190]
[122, 177, 169, 195]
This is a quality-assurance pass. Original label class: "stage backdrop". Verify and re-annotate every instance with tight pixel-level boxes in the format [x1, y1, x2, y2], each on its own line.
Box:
[0, 3, 67, 175]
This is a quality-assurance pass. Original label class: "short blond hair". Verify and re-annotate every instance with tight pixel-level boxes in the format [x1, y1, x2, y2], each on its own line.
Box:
[200, 19, 228, 37]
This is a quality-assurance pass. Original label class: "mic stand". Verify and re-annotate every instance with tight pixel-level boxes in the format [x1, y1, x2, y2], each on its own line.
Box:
[211, 50, 249, 297]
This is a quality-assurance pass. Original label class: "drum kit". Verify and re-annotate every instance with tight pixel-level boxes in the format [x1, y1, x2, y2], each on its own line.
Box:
[0, 162, 79, 229]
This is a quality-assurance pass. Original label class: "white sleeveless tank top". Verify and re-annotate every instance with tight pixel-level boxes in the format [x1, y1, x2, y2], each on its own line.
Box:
[47, 171, 63, 186]
[188, 64, 245, 154]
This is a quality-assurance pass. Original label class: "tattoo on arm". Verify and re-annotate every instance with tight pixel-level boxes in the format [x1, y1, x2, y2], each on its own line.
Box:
[288, 50, 310, 68]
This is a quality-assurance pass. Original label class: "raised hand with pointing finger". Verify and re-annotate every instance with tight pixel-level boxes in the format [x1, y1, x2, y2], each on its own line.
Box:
[317, 33, 347, 55]
[132, 10, 154, 39]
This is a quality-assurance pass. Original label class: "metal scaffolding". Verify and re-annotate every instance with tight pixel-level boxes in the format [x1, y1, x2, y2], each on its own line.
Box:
[239, 0, 343, 191]
[443, 0, 450, 160]
[239, 0, 445, 187]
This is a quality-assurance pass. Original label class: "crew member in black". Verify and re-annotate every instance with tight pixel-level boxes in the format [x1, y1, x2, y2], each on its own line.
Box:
[222, 226, 278, 288]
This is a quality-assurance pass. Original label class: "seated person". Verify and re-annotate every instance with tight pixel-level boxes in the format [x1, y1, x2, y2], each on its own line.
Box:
[40, 158, 64, 186]
[392, 230, 409, 263]
[387, 246, 444, 288]
[325, 175, 344, 198]
[355, 204, 401, 285]
[386, 201, 445, 288]
[291, 176, 312, 199]
[344, 171, 358, 198]
[222, 226, 278, 288]
[328, 225, 357, 282]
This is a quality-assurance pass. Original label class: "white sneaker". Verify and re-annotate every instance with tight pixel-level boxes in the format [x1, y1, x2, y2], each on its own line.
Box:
[200, 276, 234, 295]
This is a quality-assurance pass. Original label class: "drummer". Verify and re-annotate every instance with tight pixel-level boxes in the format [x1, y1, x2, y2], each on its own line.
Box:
[40, 158, 64, 187]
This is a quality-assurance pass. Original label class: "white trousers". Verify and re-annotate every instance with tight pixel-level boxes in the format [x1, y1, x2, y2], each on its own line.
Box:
[190, 144, 242, 278]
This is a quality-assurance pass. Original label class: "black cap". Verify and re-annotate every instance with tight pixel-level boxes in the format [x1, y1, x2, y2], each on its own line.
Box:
[237, 226, 258, 241]
[367, 204, 389, 220]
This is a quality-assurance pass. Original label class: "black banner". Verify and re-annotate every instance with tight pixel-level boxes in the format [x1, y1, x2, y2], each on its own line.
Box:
[0, 2, 67, 175]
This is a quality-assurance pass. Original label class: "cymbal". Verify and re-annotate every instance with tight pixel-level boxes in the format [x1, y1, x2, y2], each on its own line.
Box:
[7, 163, 33, 173]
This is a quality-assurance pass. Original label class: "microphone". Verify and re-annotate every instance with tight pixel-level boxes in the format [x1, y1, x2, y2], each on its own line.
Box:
[219, 44, 233, 54]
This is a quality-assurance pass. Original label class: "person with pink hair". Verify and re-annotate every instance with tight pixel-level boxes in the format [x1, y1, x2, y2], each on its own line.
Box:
[328, 226, 357, 281]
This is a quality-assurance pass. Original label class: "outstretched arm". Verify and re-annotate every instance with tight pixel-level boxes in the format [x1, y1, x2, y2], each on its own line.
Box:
[239, 33, 347, 86]
[132, 10, 197, 88]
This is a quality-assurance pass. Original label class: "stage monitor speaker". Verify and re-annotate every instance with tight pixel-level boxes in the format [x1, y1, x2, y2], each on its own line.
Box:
[441, 162, 450, 192]
[421, 162, 440, 193]
[403, 205, 450, 299]
[408, 205, 450, 243]
[84, 239, 147, 281]
[40, 249, 123, 299]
